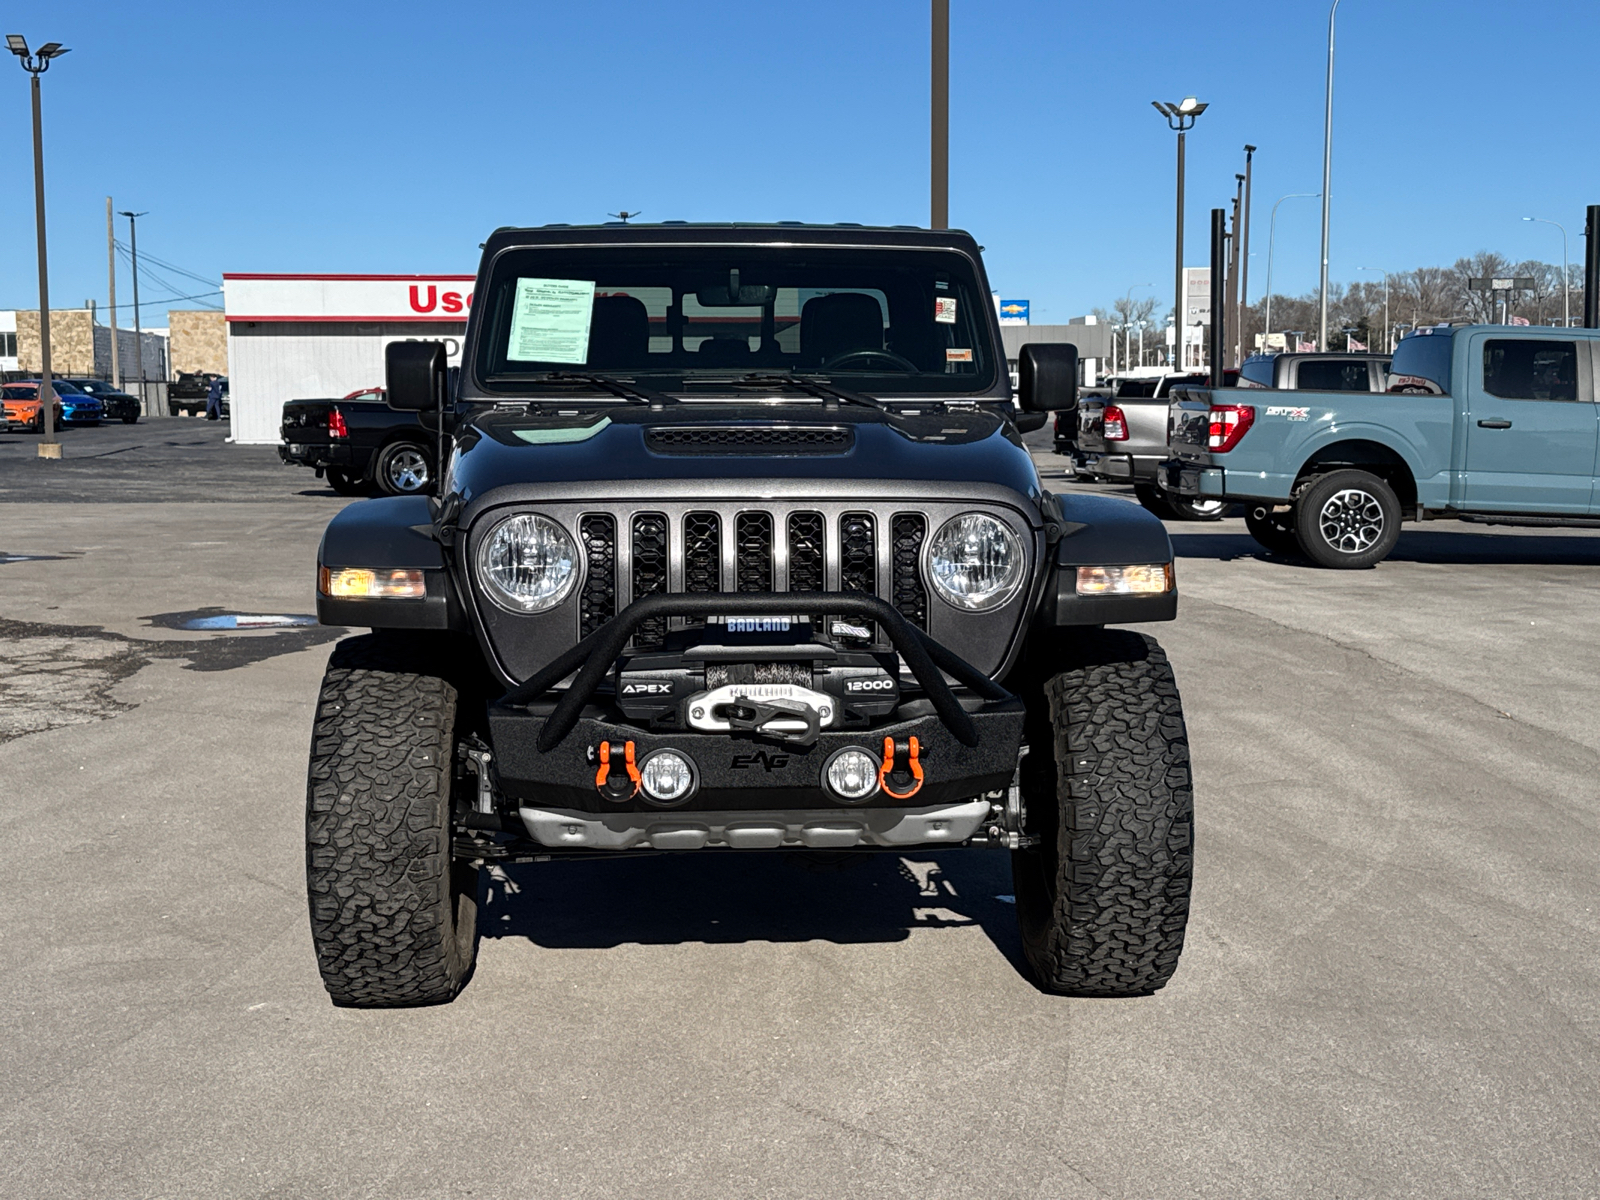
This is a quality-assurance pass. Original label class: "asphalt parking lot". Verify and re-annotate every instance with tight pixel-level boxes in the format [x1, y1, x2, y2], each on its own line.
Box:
[1, 420, 1597, 1199]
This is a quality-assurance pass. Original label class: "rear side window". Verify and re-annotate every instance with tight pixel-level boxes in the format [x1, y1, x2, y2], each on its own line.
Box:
[1296, 360, 1371, 391]
[1388, 332, 1454, 394]
[1482, 339, 1579, 401]
[1238, 356, 1276, 387]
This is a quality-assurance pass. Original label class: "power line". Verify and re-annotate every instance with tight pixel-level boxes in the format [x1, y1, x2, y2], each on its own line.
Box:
[112, 238, 219, 289]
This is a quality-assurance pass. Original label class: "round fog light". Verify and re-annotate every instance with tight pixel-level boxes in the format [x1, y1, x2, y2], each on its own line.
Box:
[639, 750, 697, 806]
[824, 746, 881, 804]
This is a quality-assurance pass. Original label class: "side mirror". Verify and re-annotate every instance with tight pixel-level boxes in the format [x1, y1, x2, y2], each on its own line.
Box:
[386, 340, 448, 411]
[1018, 343, 1079, 412]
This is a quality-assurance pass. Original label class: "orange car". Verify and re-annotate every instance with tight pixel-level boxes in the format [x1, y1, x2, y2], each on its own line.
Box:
[2, 381, 103, 430]
[1, 383, 44, 431]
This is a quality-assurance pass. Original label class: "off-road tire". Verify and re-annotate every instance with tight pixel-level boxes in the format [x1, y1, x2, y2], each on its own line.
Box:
[1245, 505, 1301, 556]
[324, 467, 365, 497]
[305, 634, 479, 1006]
[1133, 483, 1177, 520]
[1012, 630, 1193, 996]
[1293, 469, 1401, 569]
[374, 439, 433, 496]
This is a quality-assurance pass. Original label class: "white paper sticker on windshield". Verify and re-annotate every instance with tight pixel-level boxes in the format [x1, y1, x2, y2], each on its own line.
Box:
[935, 297, 958, 324]
[946, 348, 972, 362]
[506, 277, 596, 363]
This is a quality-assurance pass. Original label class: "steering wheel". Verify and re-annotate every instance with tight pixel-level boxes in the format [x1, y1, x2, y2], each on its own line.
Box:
[819, 347, 920, 373]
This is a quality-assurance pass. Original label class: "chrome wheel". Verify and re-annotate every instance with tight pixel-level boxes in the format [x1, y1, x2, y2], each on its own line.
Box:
[1317, 488, 1384, 554]
[385, 448, 430, 493]
[1173, 497, 1228, 521]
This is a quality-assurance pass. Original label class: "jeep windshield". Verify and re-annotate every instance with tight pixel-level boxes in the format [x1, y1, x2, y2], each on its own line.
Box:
[473, 245, 999, 396]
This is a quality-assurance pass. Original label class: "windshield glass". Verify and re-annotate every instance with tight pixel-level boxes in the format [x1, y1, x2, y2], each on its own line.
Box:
[474, 244, 998, 395]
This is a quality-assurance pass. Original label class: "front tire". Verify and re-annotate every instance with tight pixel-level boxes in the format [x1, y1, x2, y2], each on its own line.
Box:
[374, 440, 433, 496]
[1012, 630, 1193, 996]
[121, 415, 139, 425]
[1293, 469, 1401, 569]
[305, 635, 480, 1007]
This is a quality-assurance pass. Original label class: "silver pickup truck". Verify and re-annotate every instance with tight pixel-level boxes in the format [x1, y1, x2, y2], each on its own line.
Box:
[1236, 351, 1391, 391]
[1076, 371, 1238, 519]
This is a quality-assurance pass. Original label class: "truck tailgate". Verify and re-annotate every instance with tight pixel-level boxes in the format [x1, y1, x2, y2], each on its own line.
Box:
[1167, 389, 1214, 465]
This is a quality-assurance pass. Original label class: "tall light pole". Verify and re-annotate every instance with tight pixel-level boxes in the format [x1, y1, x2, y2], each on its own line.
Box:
[1153, 98, 1209, 372]
[1357, 267, 1388, 351]
[1238, 145, 1255, 360]
[8, 33, 69, 459]
[1264, 192, 1319, 342]
[120, 211, 149, 414]
[931, 0, 948, 229]
[1522, 216, 1570, 327]
[1317, 0, 1342, 351]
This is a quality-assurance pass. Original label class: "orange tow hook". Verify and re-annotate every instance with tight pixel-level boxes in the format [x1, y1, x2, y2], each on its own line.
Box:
[878, 735, 924, 800]
[595, 740, 641, 800]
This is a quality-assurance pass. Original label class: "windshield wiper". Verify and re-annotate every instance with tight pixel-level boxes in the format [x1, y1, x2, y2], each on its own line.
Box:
[725, 372, 889, 413]
[531, 371, 677, 408]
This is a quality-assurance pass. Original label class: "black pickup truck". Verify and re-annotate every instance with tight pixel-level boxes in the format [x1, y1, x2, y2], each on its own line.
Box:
[303, 222, 1193, 1007]
[279, 386, 450, 495]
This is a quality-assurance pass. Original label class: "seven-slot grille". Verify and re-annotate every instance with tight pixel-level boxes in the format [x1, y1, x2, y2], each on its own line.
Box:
[573, 507, 954, 650]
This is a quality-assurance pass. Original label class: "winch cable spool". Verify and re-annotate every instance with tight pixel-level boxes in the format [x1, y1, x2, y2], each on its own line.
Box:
[503, 591, 1011, 752]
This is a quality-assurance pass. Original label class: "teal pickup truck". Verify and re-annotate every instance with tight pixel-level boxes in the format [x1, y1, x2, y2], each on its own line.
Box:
[1160, 324, 1600, 567]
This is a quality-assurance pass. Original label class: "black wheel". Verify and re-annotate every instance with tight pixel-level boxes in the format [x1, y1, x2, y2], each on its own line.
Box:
[305, 634, 480, 1007]
[324, 467, 365, 497]
[374, 440, 432, 496]
[121, 415, 139, 425]
[1245, 505, 1300, 556]
[1133, 483, 1177, 520]
[1293, 469, 1401, 569]
[1012, 630, 1193, 997]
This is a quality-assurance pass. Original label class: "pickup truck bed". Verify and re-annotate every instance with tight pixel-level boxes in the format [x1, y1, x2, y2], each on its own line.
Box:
[279, 394, 448, 496]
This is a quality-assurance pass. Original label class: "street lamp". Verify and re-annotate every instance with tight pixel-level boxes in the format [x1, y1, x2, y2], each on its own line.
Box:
[119, 211, 149, 413]
[1153, 97, 1208, 374]
[8, 33, 70, 459]
[1522, 216, 1570, 327]
[1317, 0, 1342, 352]
[1357, 267, 1389, 351]
[1264, 192, 1318, 343]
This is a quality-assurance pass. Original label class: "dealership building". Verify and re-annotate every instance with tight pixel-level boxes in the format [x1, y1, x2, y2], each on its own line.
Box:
[223, 273, 472, 444]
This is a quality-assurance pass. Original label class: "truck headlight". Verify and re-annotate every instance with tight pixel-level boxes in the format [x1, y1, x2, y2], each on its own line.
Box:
[478, 513, 580, 612]
[927, 513, 1024, 612]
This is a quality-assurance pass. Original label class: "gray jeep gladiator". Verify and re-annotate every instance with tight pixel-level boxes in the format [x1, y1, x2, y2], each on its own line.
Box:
[305, 222, 1192, 1006]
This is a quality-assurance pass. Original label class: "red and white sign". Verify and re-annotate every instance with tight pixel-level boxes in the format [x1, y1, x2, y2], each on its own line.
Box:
[222, 273, 475, 323]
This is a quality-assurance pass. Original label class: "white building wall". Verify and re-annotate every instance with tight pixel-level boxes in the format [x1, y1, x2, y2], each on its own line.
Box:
[227, 321, 467, 444]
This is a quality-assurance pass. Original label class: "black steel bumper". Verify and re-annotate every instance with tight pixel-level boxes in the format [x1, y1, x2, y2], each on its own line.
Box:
[279, 441, 353, 468]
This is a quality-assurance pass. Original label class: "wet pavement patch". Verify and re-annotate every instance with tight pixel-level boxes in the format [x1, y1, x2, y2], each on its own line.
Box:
[1, 552, 66, 564]
[0, 613, 347, 744]
[145, 609, 320, 632]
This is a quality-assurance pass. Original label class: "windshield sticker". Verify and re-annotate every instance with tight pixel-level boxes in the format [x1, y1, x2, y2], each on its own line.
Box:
[506, 277, 596, 363]
[945, 348, 973, 362]
[935, 297, 958, 324]
[512, 416, 612, 445]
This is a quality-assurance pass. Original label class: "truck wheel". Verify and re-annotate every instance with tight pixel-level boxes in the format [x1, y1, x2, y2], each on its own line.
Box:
[1293, 469, 1401, 569]
[1012, 630, 1193, 997]
[375, 440, 432, 496]
[1167, 496, 1230, 521]
[305, 634, 479, 1007]
[1245, 505, 1300, 556]
[324, 468, 365, 497]
[1133, 483, 1177, 520]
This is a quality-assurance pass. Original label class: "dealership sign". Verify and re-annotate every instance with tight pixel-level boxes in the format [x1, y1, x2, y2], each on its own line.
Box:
[222, 274, 476, 323]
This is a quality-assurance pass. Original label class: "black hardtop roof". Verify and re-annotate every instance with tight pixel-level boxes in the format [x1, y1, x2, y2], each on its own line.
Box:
[480, 222, 983, 256]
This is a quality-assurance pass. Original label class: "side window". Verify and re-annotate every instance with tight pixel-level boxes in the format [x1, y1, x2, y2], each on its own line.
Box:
[1482, 339, 1579, 401]
[1296, 360, 1371, 391]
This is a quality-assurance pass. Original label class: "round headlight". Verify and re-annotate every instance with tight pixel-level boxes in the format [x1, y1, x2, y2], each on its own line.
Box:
[477, 514, 580, 613]
[824, 746, 881, 803]
[639, 750, 698, 806]
[927, 513, 1025, 612]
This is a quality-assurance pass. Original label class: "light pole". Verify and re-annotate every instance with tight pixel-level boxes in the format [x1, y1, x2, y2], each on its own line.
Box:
[1238, 145, 1255, 359]
[7, 33, 69, 459]
[931, 0, 948, 229]
[120, 211, 149, 414]
[1317, 0, 1342, 352]
[1153, 97, 1209, 373]
[1136, 320, 1146, 369]
[1357, 267, 1389, 351]
[1522, 216, 1570, 327]
[1264, 192, 1318, 342]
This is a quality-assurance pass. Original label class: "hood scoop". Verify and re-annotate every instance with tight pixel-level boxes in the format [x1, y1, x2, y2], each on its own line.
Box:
[644, 425, 854, 455]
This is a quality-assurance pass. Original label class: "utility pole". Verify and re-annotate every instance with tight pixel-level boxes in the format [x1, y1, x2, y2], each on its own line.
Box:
[1226, 174, 1243, 367]
[930, 0, 948, 229]
[1238, 146, 1255, 360]
[106, 197, 120, 389]
[8, 34, 69, 458]
[121, 210, 148, 414]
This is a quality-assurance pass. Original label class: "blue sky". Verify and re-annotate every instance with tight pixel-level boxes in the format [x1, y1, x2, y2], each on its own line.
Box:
[4, 0, 1598, 325]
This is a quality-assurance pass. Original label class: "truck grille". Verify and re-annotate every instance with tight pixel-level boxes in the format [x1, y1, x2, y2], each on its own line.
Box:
[572, 505, 941, 650]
